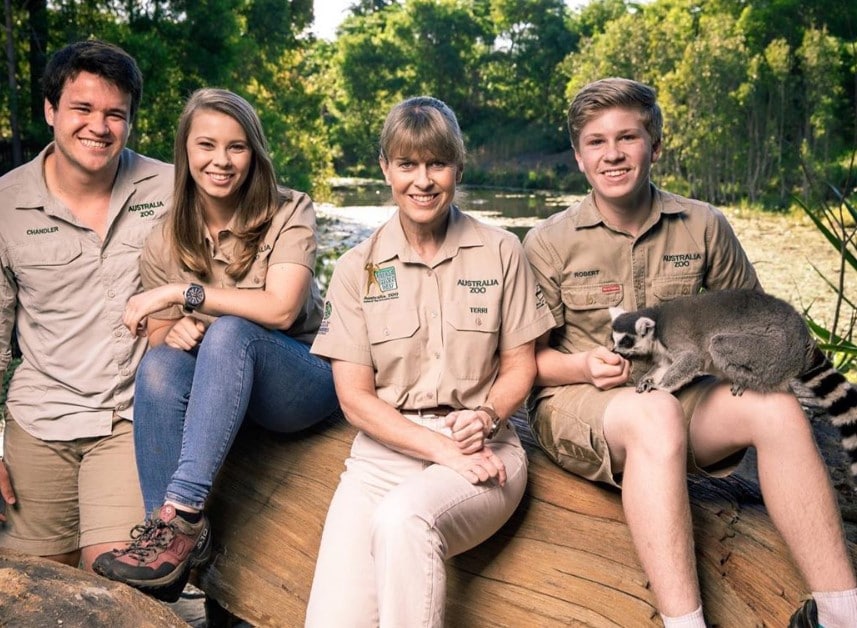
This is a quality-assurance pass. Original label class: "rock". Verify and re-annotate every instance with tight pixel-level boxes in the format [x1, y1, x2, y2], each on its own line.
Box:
[0, 549, 187, 627]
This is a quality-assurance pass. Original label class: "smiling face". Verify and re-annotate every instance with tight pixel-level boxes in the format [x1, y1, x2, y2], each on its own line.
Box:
[380, 152, 460, 233]
[574, 106, 661, 216]
[185, 109, 252, 215]
[45, 71, 132, 180]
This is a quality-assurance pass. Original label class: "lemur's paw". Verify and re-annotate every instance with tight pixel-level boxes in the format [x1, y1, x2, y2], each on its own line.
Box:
[636, 378, 656, 393]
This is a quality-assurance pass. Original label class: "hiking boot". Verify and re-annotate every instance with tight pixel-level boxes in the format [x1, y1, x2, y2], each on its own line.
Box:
[93, 504, 211, 602]
[788, 598, 819, 628]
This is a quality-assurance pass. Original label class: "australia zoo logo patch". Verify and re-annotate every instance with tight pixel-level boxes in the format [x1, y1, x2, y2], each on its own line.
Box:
[363, 263, 399, 303]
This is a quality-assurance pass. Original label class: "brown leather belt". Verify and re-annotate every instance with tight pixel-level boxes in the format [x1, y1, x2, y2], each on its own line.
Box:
[406, 406, 457, 417]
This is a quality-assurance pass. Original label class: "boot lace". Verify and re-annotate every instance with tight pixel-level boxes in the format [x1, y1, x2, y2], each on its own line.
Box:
[114, 516, 177, 561]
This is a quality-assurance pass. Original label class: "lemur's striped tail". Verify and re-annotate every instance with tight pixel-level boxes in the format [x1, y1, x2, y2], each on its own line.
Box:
[799, 347, 857, 485]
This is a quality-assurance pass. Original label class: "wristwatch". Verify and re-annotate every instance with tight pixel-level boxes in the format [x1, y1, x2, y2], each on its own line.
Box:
[476, 404, 502, 439]
[183, 283, 205, 312]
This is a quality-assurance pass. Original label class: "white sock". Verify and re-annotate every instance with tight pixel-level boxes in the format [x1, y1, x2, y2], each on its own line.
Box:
[814, 588, 857, 628]
[661, 605, 706, 628]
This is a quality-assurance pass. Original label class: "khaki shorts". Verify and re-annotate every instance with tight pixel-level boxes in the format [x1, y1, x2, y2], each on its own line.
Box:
[529, 376, 746, 489]
[0, 408, 143, 556]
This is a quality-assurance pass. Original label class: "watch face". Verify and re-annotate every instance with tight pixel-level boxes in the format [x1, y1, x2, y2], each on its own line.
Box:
[185, 284, 205, 309]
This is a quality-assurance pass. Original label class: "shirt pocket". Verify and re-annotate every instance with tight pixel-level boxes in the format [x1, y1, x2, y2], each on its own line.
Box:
[444, 303, 501, 380]
[652, 274, 703, 301]
[367, 305, 420, 387]
[236, 248, 272, 289]
[560, 283, 624, 351]
[13, 240, 84, 314]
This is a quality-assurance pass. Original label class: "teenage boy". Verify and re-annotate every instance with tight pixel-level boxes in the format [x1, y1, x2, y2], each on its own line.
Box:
[523, 77, 857, 627]
[0, 40, 172, 571]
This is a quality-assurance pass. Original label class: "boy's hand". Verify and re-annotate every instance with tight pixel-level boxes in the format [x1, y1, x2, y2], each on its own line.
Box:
[585, 346, 631, 390]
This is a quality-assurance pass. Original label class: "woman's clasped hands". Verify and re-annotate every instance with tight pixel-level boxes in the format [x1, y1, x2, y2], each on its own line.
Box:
[442, 409, 507, 487]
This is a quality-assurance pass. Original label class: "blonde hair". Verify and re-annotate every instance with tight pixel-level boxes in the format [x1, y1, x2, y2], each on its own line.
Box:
[568, 78, 663, 151]
[171, 88, 283, 280]
[379, 96, 465, 171]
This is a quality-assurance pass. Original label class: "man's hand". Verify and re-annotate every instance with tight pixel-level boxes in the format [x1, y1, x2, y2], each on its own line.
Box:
[585, 346, 631, 390]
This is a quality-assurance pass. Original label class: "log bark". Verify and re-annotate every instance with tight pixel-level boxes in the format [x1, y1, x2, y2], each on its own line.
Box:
[0, 549, 187, 627]
[201, 412, 857, 627]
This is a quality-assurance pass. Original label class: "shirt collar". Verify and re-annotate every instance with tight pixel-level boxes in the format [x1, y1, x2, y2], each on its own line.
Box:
[572, 185, 683, 230]
[371, 205, 483, 266]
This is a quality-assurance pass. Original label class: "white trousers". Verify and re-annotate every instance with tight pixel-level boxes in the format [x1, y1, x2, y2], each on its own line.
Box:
[304, 415, 528, 628]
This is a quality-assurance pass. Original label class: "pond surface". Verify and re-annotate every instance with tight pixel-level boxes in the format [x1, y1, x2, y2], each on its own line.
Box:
[323, 179, 577, 240]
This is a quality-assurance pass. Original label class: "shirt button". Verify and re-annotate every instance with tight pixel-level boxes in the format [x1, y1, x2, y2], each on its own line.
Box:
[433, 352, 440, 359]
[476, 318, 482, 326]
[120, 368, 130, 376]
[107, 289, 116, 298]
[431, 311, 437, 318]
[253, 277, 260, 284]
[427, 392, 434, 399]
[426, 270, 433, 277]
[384, 329, 390, 336]
[101, 253, 108, 261]
[113, 329, 122, 338]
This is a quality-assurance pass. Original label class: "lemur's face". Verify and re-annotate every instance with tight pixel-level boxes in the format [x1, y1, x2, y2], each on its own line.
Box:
[610, 309, 657, 358]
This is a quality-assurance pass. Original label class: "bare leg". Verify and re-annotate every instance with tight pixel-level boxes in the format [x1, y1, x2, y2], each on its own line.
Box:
[604, 389, 701, 616]
[690, 386, 856, 592]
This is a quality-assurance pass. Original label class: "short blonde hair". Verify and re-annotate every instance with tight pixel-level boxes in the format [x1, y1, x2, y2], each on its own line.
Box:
[379, 96, 466, 171]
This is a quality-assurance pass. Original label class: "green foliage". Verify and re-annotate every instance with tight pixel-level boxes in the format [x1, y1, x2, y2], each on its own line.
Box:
[795, 184, 857, 375]
[555, 0, 856, 207]
[2, 0, 856, 206]
[1, 359, 19, 407]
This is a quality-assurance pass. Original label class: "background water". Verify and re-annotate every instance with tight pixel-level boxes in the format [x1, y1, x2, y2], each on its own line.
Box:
[324, 180, 577, 240]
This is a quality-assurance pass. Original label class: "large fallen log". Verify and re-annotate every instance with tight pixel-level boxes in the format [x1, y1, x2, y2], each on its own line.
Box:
[0, 548, 187, 627]
[200, 412, 857, 627]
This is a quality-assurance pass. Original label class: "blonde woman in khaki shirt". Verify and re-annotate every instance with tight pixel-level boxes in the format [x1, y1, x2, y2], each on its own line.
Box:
[92, 88, 338, 601]
[305, 97, 554, 627]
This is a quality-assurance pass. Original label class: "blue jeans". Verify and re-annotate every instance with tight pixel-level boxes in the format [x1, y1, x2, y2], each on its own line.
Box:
[133, 316, 338, 512]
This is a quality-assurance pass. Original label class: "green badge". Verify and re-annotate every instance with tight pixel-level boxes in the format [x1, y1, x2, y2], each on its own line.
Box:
[374, 266, 398, 292]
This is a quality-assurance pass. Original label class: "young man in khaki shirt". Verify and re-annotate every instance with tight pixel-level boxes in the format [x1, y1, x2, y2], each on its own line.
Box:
[523, 78, 857, 627]
[0, 40, 172, 571]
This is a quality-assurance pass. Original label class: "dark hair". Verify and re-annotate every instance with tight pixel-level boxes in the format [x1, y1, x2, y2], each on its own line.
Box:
[171, 88, 282, 280]
[379, 96, 466, 171]
[42, 40, 143, 123]
[568, 78, 663, 151]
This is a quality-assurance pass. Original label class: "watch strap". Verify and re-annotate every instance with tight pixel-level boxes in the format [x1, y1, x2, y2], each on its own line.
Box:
[475, 405, 502, 439]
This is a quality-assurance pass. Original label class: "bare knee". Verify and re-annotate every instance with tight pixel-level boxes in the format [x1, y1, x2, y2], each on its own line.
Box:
[606, 391, 688, 464]
[727, 390, 809, 446]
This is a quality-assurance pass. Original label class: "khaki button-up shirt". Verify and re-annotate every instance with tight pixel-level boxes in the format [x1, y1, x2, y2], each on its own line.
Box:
[141, 188, 322, 344]
[312, 206, 555, 411]
[523, 186, 760, 394]
[0, 145, 173, 439]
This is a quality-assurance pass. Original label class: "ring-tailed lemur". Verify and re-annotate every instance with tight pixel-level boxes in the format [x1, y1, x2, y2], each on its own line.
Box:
[609, 289, 857, 482]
